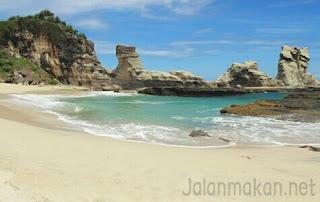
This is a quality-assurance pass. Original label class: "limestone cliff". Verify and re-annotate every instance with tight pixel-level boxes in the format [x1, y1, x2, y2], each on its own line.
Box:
[0, 11, 112, 90]
[0, 49, 58, 85]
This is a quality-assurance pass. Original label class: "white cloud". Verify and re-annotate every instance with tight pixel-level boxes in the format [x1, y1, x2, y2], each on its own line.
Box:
[232, 19, 271, 24]
[244, 40, 290, 46]
[76, 19, 109, 30]
[257, 28, 306, 34]
[140, 10, 170, 20]
[167, 0, 212, 15]
[94, 40, 194, 58]
[94, 41, 117, 54]
[170, 39, 292, 47]
[139, 50, 172, 57]
[93, 39, 296, 58]
[269, 0, 315, 7]
[171, 40, 233, 46]
[204, 50, 220, 54]
[194, 28, 213, 34]
[139, 48, 194, 58]
[0, 0, 213, 17]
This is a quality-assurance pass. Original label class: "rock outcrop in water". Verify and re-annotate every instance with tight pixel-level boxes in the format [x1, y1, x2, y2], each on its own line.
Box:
[276, 45, 318, 86]
[189, 130, 210, 137]
[220, 90, 320, 122]
[216, 61, 278, 87]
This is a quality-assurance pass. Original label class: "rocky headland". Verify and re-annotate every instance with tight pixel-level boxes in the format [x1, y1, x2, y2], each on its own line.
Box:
[0, 11, 112, 90]
[0, 11, 319, 97]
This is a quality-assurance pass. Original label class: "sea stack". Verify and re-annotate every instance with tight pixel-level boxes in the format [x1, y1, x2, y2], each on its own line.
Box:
[276, 45, 318, 86]
[115, 45, 143, 81]
[114, 45, 210, 90]
[216, 61, 277, 87]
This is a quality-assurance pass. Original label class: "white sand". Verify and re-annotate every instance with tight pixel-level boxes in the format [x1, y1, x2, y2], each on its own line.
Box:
[0, 83, 319, 201]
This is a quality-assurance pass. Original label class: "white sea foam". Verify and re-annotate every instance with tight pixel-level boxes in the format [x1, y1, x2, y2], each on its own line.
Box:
[6, 93, 320, 147]
[170, 115, 320, 145]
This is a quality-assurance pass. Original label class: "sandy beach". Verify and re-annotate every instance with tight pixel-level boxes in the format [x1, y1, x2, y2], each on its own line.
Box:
[0, 83, 319, 201]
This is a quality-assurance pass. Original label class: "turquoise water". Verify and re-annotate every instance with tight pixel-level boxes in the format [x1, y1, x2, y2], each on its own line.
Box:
[62, 93, 287, 129]
[10, 92, 320, 147]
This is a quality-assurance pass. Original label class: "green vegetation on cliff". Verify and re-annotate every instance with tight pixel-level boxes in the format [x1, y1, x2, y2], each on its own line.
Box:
[0, 49, 58, 85]
[0, 10, 86, 46]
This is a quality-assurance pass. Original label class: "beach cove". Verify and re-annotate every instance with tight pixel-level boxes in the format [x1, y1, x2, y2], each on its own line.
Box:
[0, 84, 320, 201]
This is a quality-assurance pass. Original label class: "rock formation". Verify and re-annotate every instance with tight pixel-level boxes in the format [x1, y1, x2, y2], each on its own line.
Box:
[169, 71, 207, 87]
[0, 49, 58, 85]
[300, 145, 320, 152]
[1, 11, 319, 96]
[216, 61, 277, 87]
[189, 130, 210, 137]
[137, 71, 183, 87]
[0, 15, 112, 90]
[113, 45, 143, 87]
[113, 45, 210, 90]
[276, 45, 317, 86]
[220, 91, 320, 122]
[8, 32, 112, 90]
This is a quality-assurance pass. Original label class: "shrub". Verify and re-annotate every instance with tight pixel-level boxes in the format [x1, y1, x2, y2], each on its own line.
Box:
[2, 10, 84, 42]
[38, 10, 54, 20]
[77, 33, 86, 38]
[8, 15, 22, 21]
[65, 25, 73, 33]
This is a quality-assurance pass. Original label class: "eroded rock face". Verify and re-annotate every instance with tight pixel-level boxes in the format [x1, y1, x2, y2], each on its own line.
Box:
[276, 45, 318, 86]
[114, 45, 143, 81]
[217, 61, 277, 87]
[136, 70, 183, 87]
[3, 30, 112, 90]
[169, 71, 208, 87]
[114, 45, 210, 89]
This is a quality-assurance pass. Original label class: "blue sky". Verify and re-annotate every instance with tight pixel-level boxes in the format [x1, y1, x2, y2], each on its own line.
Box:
[0, 0, 319, 80]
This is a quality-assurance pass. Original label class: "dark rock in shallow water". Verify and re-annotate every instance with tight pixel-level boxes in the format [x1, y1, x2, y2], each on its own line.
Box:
[220, 91, 320, 122]
[189, 130, 210, 137]
[300, 145, 320, 152]
[218, 138, 231, 143]
[139, 87, 248, 97]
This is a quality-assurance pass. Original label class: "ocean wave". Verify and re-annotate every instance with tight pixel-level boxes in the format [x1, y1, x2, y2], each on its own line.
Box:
[6, 93, 320, 147]
[85, 91, 140, 97]
[171, 115, 320, 145]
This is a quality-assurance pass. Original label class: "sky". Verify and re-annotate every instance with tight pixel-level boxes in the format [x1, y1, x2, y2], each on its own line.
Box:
[0, 0, 319, 81]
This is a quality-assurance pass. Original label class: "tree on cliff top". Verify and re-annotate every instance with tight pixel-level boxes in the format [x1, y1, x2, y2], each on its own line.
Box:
[2, 10, 85, 39]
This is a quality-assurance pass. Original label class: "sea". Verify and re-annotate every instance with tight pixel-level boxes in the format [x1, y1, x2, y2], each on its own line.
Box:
[9, 92, 320, 147]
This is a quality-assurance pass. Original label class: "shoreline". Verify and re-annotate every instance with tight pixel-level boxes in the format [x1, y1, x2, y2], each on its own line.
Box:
[1, 83, 320, 201]
[1, 83, 319, 148]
